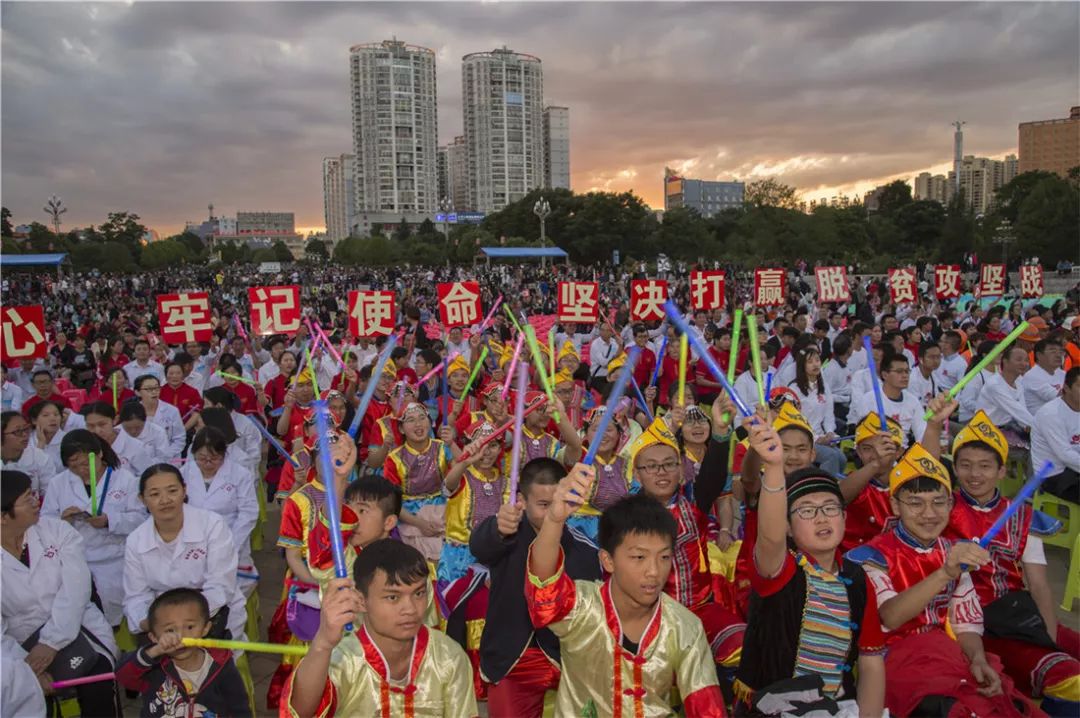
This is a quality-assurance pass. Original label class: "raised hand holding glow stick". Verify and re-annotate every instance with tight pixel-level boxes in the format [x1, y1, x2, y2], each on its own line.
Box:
[862, 335, 888, 431]
[723, 308, 743, 423]
[462, 346, 489, 397]
[314, 399, 350, 630]
[478, 294, 504, 332]
[247, 414, 301, 468]
[346, 334, 399, 439]
[583, 348, 640, 465]
[922, 320, 1030, 420]
[508, 363, 528, 498]
[979, 461, 1053, 547]
[523, 325, 559, 421]
[217, 371, 258, 386]
[649, 336, 668, 388]
[418, 351, 459, 386]
[182, 637, 308, 656]
[630, 375, 655, 424]
[501, 334, 526, 400]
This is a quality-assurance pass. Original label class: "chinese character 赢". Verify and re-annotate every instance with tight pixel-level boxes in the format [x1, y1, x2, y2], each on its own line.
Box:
[754, 269, 785, 306]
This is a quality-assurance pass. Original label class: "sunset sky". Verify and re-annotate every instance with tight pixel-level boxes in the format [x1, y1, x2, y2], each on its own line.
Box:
[2, 2, 1077, 237]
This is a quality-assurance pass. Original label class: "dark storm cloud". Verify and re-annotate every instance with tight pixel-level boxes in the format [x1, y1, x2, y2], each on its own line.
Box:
[2, 2, 1076, 233]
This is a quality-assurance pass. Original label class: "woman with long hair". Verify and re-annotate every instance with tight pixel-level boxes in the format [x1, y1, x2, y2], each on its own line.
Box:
[97, 337, 129, 387]
[1, 411, 57, 496]
[787, 346, 845, 475]
[27, 400, 67, 476]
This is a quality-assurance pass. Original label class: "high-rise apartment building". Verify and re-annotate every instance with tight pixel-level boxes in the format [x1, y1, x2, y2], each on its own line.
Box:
[664, 168, 744, 217]
[322, 154, 355, 243]
[1018, 106, 1080, 178]
[462, 47, 545, 213]
[436, 147, 450, 203]
[446, 135, 469, 211]
[542, 106, 570, 190]
[913, 172, 951, 204]
[350, 40, 439, 221]
[946, 155, 1018, 216]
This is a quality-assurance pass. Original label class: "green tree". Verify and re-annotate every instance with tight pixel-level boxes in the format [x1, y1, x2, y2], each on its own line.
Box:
[26, 222, 58, 253]
[392, 218, 412, 243]
[1013, 176, 1080, 262]
[252, 247, 278, 263]
[744, 179, 800, 210]
[70, 241, 136, 272]
[304, 238, 328, 260]
[658, 207, 715, 261]
[272, 240, 294, 262]
[993, 171, 1060, 223]
[2, 237, 21, 254]
[218, 239, 250, 265]
[1, 207, 12, 238]
[140, 239, 191, 269]
[893, 200, 946, 258]
[874, 180, 913, 217]
[99, 211, 147, 261]
[937, 191, 976, 262]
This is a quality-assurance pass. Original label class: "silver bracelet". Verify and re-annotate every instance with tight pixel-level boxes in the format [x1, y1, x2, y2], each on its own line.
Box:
[760, 480, 786, 494]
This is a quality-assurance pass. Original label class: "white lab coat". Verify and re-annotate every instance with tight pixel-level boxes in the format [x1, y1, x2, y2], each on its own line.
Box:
[230, 410, 262, 475]
[146, 400, 187, 459]
[1, 446, 58, 496]
[1, 633, 46, 718]
[41, 467, 145, 625]
[122, 359, 165, 387]
[120, 423, 174, 464]
[108, 429, 155, 478]
[180, 459, 259, 567]
[123, 505, 246, 641]
[28, 429, 66, 481]
[1, 517, 118, 664]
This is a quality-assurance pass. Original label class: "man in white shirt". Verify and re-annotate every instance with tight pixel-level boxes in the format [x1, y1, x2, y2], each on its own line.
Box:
[850, 352, 927, 447]
[445, 326, 470, 362]
[907, 342, 942, 410]
[933, 331, 967, 394]
[1, 365, 24, 413]
[588, 323, 620, 394]
[823, 333, 854, 424]
[123, 339, 165, 386]
[975, 345, 1035, 434]
[1031, 367, 1080, 502]
[1022, 339, 1066, 417]
[256, 336, 288, 385]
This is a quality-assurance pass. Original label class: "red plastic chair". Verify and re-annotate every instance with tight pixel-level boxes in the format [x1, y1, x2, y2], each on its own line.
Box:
[54, 378, 74, 393]
[61, 389, 88, 412]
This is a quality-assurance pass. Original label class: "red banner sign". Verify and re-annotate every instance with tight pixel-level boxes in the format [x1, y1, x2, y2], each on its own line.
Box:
[349, 291, 396, 337]
[248, 285, 301, 335]
[934, 265, 962, 300]
[437, 282, 482, 328]
[630, 280, 668, 321]
[557, 282, 599, 323]
[815, 266, 850, 303]
[1020, 265, 1044, 298]
[888, 267, 917, 305]
[690, 270, 725, 311]
[2, 305, 47, 362]
[753, 268, 786, 307]
[978, 264, 1006, 297]
[156, 292, 213, 344]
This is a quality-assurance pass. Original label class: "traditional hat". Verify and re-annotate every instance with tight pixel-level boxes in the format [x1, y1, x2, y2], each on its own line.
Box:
[854, 413, 904, 446]
[397, 402, 429, 423]
[768, 386, 802, 411]
[889, 443, 951, 496]
[626, 416, 679, 479]
[607, 351, 628, 373]
[447, 354, 471, 377]
[553, 367, 575, 385]
[558, 340, 579, 361]
[951, 409, 1007, 465]
[478, 378, 503, 399]
[773, 402, 814, 440]
[464, 419, 496, 442]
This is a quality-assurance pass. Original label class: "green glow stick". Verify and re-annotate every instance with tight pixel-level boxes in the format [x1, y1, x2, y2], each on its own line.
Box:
[524, 326, 559, 421]
[462, 346, 489, 397]
[723, 309, 743, 423]
[746, 316, 765, 407]
[548, 328, 557, 381]
[503, 305, 525, 334]
[88, 452, 98, 516]
[305, 346, 320, 396]
[217, 371, 257, 386]
[182, 637, 308, 656]
[921, 320, 1029, 420]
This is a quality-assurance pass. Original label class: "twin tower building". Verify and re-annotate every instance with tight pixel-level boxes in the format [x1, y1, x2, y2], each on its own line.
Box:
[324, 40, 570, 240]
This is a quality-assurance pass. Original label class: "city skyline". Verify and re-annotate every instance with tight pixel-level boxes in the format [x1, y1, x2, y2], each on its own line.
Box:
[2, 2, 1077, 237]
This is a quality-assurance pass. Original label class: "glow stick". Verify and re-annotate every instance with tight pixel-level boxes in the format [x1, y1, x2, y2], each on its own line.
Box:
[246, 415, 300, 469]
[630, 375, 654, 424]
[922, 320, 1030, 419]
[418, 351, 459, 386]
[508, 363, 528, 498]
[979, 461, 1053, 547]
[583, 348, 640, 465]
[460, 397, 549, 458]
[723, 308, 743, 423]
[649, 336, 668, 388]
[662, 301, 753, 419]
[548, 328, 557, 382]
[234, 313, 248, 341]
[501, 334, 525, 400]
[461, 346, 489, 397]
[346, 334, 399, 439]
[503, 305, 525, 334]
[764, 370, 773, 402]
[305, 346, 321, 396]
[217, 371, 257, 386]
[524, 326, 559, 421]
[313, 400, 348, 627]
[290, 332, 322, 389]
[677, 334, 688, 405]
[478, 295, 504, 332]
[442, 351, 451, 427]
[862, 335, 888, 431]
[88, 452, 98, 517]
[182, 637, 308, 656]
[112, 373, 118, 412]
[746, 316, 765, 408]
[314, 322, 345, 367]
[52, 672, 115, 689]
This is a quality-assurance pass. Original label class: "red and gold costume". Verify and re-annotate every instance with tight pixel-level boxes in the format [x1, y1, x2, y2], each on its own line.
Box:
[840, 415, 904, 553]
[525, 548, 727, 717]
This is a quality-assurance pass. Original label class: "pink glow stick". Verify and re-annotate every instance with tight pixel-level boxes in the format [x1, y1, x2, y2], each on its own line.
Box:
[508, 363, 528, 498]
[313, 322, 344, 366]
[501, 333, 526, 401]
[418, 351, 459, 385]
[52, 672, 115, 689]
[478, 295, 505, 333]
[234, 314, 248, 341]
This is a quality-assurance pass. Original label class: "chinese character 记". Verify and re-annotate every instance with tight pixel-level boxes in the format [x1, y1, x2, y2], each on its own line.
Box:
[630, 280, 668, 321]
[558, 282, 599, 323]
[249, 285, 301, 335]
[349, 291, 396, 337]
[690, 271, 725, 311]
[438, 282, 481, 328]
[934, 265, 961, 300]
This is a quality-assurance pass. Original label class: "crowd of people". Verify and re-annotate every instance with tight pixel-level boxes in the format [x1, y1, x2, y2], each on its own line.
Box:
[1, 260, 1078, 718]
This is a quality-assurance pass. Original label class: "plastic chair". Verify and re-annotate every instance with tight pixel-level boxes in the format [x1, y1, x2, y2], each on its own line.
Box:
[1000, 455, 1027, 498]
[54, 377, 73, 393]
[1033, 491, 1080, 551]
[61, 388, 88, 412]
[1060, 530, 1079, 612]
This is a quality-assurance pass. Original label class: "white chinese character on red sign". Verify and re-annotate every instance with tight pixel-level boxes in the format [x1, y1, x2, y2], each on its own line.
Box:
[157, 293, 213, 344]
[690, 271, 725, 311]
[2, 306, 47, 361]
[888, 268, 917, 304]
[630, 280, 668, 321]
[437, 282, 481, 328]
[1020, 265, 1044, 298]
[349, 291, 396, 337]
[815, 266, 850, 303]
[754, 269, 786, 307]
[557, 282, 599, 323]
[248, 285, 301, 335]
[978, 264, 1006, 297]
[934, 265, 961, 300]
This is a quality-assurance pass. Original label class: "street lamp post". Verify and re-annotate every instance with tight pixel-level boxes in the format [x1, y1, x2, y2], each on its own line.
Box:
[44, 195, 67, 236]
[439, 197, 452, 243]
[533, 196, 551, 268]
[994, 218, 1013, 267]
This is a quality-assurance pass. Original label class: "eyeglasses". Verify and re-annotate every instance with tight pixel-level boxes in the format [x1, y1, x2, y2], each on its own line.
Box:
[3, 426, 32, 437]
[636, 460, 680, 475]
[896, 497, 951, 513]
[789, 503, 844, 520]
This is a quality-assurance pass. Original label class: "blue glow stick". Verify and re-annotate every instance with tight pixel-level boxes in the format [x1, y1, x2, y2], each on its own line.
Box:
[442, 351, 451, 426]
[583, 348, 640, 465]
[649, 336, 668, 388]
[764, 370, 773, 402]
[979, 461, 1053, 548]
[629, 375, 654, 424]
[346, 334, 399, 440]
[861, 335, 888, 431]
[314, 399, 351, 630]
[246, 415, 300, 469]
[662, 301, 752, 418]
